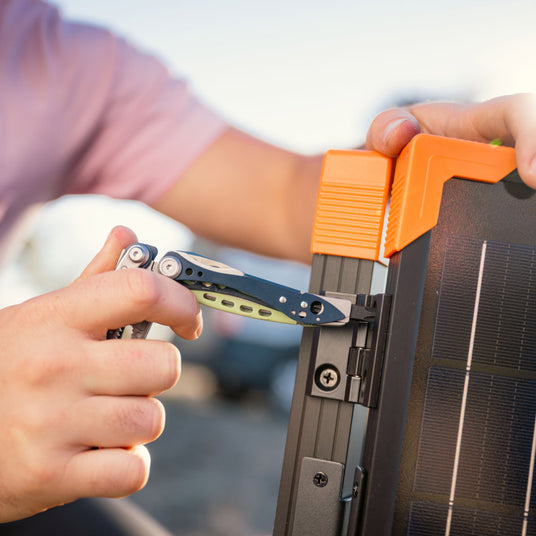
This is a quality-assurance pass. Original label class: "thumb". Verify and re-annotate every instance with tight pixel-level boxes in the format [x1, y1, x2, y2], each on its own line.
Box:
[365, 108, 421, 158]
[76, 226, 138, 281]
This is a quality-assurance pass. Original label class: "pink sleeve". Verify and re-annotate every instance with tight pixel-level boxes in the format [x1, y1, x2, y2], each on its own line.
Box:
[1, 0, 228, 206]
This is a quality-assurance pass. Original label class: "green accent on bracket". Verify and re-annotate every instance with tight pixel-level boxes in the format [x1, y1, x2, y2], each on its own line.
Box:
[192, 290, 298, 325]
[490, 138, 502, 146]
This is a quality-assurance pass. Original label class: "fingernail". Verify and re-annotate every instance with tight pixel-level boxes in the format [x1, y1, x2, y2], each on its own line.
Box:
[382, 118, 408, 146]
[193, 311, 204, 340]
[102, 227, 122, 251]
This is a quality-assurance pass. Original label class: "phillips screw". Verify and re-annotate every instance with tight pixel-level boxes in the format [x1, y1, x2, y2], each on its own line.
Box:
[317, 366, 340, 390]
[313, 472, 329, 488]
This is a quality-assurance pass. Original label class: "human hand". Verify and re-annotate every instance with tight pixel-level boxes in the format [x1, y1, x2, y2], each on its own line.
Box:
[0, 226, 202, 522]
[365, 93, 536, 188]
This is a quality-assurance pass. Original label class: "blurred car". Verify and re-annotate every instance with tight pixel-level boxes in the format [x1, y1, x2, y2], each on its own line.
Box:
[209, 337, 298, 412]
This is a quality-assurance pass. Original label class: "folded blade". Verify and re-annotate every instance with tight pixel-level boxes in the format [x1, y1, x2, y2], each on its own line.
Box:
[158, 251, 351, 326]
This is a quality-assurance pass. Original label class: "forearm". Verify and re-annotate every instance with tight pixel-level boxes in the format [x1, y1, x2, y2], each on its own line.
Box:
[283, 152, 323, 263]
[152, 127, 323, 263]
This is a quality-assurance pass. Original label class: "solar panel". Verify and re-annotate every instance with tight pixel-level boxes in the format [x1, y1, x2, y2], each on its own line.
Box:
[391, 178, 536, 535]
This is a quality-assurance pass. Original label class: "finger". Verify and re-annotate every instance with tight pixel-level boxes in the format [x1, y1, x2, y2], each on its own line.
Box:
[83, 339, 181, 396]
[59, 268, 203, 340]
[365, 108, 421, 157]
[77, 226, 138, 281]
[436, 94, 536, 188]
[62, 445, 151, 500]
[408, 99, 515, 144]
[366, 101, 511, 157]
[500, 94, 536, 189]
[68, 396, 166, 448]
[409, 96, 536, 188]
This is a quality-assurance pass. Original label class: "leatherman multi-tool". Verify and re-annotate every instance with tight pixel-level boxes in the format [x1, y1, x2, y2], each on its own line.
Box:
[106, 243, 386, 341]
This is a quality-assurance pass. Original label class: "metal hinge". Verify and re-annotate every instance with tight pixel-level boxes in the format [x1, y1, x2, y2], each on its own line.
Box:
[310, 293, 391, 408]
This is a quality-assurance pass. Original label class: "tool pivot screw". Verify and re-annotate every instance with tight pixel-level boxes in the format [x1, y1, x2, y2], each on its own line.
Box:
[128, 245, 149, 264]
[159, 257, 181, 279]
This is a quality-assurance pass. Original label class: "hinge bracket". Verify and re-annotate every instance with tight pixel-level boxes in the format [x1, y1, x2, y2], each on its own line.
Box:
[309, 293, 391, 408]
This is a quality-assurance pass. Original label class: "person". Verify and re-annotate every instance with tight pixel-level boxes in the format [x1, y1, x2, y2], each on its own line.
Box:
[1, 0, 536, 531]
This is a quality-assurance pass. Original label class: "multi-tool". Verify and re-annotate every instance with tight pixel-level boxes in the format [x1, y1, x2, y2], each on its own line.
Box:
[106, 243, 383, 340]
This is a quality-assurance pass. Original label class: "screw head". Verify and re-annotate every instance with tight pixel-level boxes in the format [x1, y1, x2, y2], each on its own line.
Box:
[128, 245, 149, 264]
[313, 472, 328, 488]
[159, 257, 182, 279]
[317, 366, 340, 390]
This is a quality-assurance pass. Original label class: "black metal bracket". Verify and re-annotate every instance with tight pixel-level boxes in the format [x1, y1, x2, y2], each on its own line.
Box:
[309, 292, 391, 408]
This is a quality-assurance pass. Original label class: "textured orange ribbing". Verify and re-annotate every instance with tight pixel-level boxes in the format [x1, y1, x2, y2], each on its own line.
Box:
[311, 150, 392, 260]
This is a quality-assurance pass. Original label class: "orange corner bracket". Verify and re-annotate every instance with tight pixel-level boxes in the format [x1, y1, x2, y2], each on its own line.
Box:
[384, 134, 516, 257]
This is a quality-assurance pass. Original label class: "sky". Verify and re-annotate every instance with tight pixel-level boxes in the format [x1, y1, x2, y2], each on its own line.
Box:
[54, 0, 536, 153]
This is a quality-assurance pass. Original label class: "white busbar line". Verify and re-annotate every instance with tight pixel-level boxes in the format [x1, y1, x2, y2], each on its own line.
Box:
[522, 414, 536, 536]
[445, 241, 487, 536]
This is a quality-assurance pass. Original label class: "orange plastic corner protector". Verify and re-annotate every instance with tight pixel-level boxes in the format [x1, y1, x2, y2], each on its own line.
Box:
[384, 134, 516, 257]
[311, 149, 392, 261]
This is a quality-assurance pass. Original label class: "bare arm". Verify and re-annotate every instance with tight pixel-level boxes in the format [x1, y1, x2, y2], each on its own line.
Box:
[152, 127, 323, 264]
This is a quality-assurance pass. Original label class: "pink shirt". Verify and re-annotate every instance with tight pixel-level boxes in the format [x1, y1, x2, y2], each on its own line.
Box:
[0, 0, 227, 258]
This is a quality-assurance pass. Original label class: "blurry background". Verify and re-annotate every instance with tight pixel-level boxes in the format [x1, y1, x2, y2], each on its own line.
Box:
[1, 1, 535, 534]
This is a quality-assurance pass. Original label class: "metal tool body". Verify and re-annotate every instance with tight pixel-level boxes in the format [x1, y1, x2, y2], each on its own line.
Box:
[106, 243, 158, 340]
